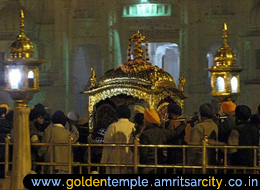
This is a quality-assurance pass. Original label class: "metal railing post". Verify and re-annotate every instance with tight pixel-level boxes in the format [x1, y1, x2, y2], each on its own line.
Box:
[50, 144, 54, 174]
[134, 136, 139, 174]
[68, 136, 73, 174]
[224, 148, 227, 174]
[202, 135, 208, 174]
[5, 134, 10, 178]
[87, 144, 91, 174]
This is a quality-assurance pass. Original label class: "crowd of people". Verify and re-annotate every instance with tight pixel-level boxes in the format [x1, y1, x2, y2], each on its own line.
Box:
[0, 100, 260, 175]
[99, 101, 260, 174]
[0, 103, 88, 176]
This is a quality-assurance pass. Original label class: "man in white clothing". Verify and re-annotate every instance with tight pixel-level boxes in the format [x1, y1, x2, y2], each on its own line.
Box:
[39, 110, 79, 174]
[101, 105, 135, 174]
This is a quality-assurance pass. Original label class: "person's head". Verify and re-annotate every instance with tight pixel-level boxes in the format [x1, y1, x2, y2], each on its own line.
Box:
[199, 103, 215, 119]
[134, 113, 144, 126]
[144, 108, 161, 126]
[67, 111, 79, 125]
[167, 103, 182, 119]
[34, 103, 45, 111]
[221, 101, 236, 116]
[30, 108, 45, 124]
[36, 116, 44, 125]
[0, 104, 9, 117]
[0, 107, 7, 118]
[235, 105, 252, 121]
[116, 105, 131, 119]
[133, 105, 145, 117]
[51, 110, 67, 127]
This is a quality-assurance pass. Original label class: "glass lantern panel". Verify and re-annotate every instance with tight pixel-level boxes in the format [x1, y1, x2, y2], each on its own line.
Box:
[216, 76, 225, 92]
[9, 68, 22, 89]
[231, 76, 238, 93]
[28, 70, 34, 79]
[28, 70, 35, 88]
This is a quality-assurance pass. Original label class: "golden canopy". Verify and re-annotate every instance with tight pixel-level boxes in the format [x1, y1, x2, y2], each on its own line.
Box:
[84, 31, 188, 132]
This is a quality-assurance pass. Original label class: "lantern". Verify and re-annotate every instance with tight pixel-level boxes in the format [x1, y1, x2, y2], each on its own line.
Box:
[206, 23, 243, 102]
[3, 10, 42, 104]
[1, 10, 43, 189]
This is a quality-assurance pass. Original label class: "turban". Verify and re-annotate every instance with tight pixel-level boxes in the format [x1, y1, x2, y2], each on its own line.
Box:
[51, 110, 67, 127]
[133, 105, 145, 116]
[167, 103, 182, 116]
[144, 109, 161, 125]
[34, 103, 45, 110]
[29, 108, 46, 121]
[221, 101, 236, 115]
[67, 111, 79, 122]
[0, 104, 9, 114]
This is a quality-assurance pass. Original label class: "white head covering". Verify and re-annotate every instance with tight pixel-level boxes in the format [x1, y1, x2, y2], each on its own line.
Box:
[133, 105, 145, 116]
[67, 111, 79, 122]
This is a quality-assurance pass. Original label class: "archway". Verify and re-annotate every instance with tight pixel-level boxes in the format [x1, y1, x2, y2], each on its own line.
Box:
[73, 44, 103, 117]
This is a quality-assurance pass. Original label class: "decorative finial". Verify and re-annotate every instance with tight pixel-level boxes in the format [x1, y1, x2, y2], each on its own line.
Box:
[178, 73, 186, 92]
[122, 31, 154, 73]
[90, 68, 96, 88]
[213, 23, 237, 66]
[224, 23, 227, 30]
[20, 10, 25, 35]
[127, 31, 149, 61]
[222, 22, 228, 46]
[10, 10, 34, 59]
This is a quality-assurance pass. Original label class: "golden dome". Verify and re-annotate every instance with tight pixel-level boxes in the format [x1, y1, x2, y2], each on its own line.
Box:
[98, 31, 176, 89]
[99, 63, 176, 89]
[10, 10, 34, 59]
[214, 23, 236, 67]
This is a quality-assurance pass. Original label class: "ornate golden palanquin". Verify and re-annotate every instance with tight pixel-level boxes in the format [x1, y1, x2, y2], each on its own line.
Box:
[84, 31, 188, 132]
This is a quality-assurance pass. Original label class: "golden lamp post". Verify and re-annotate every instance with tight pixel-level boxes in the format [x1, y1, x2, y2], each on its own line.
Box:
[2, 10, 42, 189]
[205, 23, 243, 103]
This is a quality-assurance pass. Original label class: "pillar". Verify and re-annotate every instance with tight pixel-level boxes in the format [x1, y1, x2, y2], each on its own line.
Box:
[11, 101, 31, 189]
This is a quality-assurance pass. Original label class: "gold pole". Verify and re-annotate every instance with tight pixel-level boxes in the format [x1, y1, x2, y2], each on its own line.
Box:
[224, 148, 227, 174]
[202, 136, 208, 174]
[50, 144, 54, 174]
[155, 147, 158, 174]
[254, 149, 257, 174]
[87, 144, 91, 173]
[4, 134, 10, 178]
[68, 136, 73, 174]
[134, 137, 139, 174]
[10, 101, 31, 189]
[182, 147, 186, 174]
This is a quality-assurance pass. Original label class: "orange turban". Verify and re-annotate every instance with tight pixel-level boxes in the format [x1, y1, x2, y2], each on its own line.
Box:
[221, 101, 236, 115]
[0, 104, 9, 114]
[144, 109, 161, 125]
